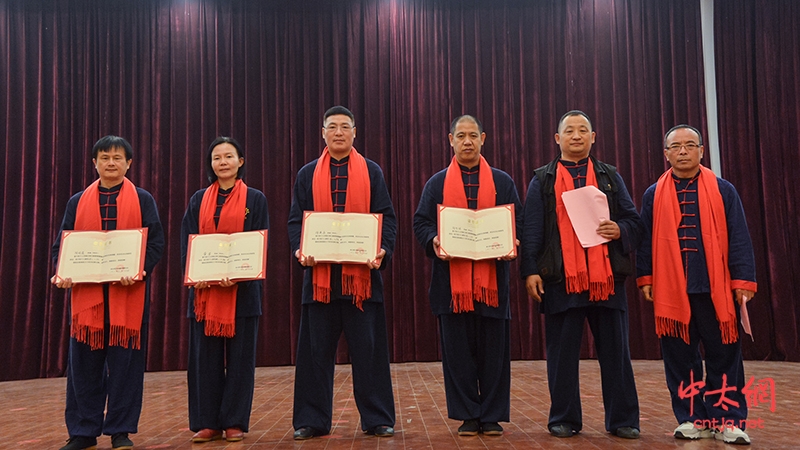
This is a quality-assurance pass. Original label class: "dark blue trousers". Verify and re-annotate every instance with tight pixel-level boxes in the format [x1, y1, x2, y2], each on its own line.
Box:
[292, 300, 395, 433]
[438, 314, 510, 422]
[661, 293, 747, 427]
[188, 316, 259, 432]
[65, 322, 148, 438]
[545, 306, 640, 432]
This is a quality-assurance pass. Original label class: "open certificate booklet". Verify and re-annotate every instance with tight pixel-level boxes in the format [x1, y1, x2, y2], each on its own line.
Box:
[184, 230, 268, 285]
[55, 228, 148, 283]
[299, 212, 383, 264]
[437, 204, 516, 260]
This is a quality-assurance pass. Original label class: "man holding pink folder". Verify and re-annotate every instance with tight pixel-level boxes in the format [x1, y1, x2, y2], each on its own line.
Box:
[520, 110, 643, 440]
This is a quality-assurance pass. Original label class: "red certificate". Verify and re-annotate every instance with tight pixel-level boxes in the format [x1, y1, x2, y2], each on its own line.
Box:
[184, 230, 268, 285]
[437, 204, 516, 260]
[299, 212, 383, 264]
[55, 228, 148, 283]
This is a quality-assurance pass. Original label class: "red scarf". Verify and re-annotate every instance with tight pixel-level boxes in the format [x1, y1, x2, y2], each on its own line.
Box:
[194, 179, 247, 337]
[555, 159, 614, 300]
[649, 166, 739, 344]
[442, 156, 498, 313]
[311, 147, 372, 310]
[71, 178, 144, 350]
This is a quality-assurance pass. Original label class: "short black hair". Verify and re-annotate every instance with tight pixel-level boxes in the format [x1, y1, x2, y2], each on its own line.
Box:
[450, 115, 483, 134]
[663, 124, 704, 148]
[205, 136, 245, 183]
[92, 135, 133, 160]
[557, 110, 593, 133]
[322, 106, 355, 127]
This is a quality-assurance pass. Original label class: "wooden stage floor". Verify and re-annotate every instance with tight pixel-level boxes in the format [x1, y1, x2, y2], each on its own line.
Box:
[1, 360, 797, 449]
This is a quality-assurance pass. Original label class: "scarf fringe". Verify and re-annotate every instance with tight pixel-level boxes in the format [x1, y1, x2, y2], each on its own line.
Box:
[313, 284, 331, 303]
[109, 325, 141, 350]
[202, 318, 236, 338]
[589, 276, 615, 301]
[451, 292, 475, 313]
[565, 272, 589, 294]
[656, 316, 691, 345]
[194, 297, 208, 322]
[720, 319, 739, 345]
[475, 286, 499, 308]
[71, 323, 105, 351]
[342, 273, 371, 311]
[72, 302, 105, 350]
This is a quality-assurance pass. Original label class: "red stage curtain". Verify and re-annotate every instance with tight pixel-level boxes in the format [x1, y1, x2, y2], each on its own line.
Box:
[2, 0, 794, 382]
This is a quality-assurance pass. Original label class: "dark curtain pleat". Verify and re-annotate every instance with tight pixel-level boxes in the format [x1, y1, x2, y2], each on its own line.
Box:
[714, 0, 800, 361]
[1, 0, 794, 382]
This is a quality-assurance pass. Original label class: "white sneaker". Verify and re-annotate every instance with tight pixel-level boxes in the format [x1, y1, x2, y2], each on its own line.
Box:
[674, 422, 713, 439]
[715, 426, 750, 445]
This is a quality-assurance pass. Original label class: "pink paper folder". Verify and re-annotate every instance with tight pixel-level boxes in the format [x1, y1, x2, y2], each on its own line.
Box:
[560, 185, 611, 248]
[741, 296, 753, 341]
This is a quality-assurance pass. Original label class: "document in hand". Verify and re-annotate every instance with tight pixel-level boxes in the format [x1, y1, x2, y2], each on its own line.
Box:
[560, 185, 611, 248]
[299, 212, 383, 264]
[184, 230, 268, 285]
[55, 228, 148, 283]
[741, 296, 754, 341]
[437, 204, 516, 260]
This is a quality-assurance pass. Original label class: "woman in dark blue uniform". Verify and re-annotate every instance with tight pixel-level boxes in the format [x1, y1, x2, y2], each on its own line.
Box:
[180, 137, 269, 443]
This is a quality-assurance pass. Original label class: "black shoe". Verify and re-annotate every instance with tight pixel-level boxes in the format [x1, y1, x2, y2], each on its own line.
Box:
[549, 424, 575, 438]
[365, 425, 394, 437]
[614, 426, 640, 439]
[59, 436, 97, 450]
[293, 427, 325, 440]
[111, 433, 134, 449]
[481, 422, 503, 436]
[458, 419, 480, 436]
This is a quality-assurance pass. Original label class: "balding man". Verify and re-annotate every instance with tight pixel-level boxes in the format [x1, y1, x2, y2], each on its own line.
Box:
[414, 115, 521, 436]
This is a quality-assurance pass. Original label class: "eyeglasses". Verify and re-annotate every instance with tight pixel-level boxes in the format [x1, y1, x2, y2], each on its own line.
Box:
[325, 124, 353, 132]
[666, 143, 700, 151]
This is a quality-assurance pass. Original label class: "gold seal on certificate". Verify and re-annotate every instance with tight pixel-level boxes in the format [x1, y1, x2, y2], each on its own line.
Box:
[184, 230, 268, 285]
[299, 212, 383, 264]
[437, 204, 516, 260]
[55, 228, 148, 283]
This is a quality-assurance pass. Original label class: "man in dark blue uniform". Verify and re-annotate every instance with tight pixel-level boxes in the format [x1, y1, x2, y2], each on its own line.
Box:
[51, 135, 164, 450]
[637, 125, 757, 445]
[520, 111, 642, 439]
[288, 106, 396, 440]
[413, 115, 521, 436]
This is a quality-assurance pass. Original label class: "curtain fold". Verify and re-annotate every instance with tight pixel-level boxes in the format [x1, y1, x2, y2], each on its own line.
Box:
[714, 0, 800, 361]
[1, 0, 793, 382]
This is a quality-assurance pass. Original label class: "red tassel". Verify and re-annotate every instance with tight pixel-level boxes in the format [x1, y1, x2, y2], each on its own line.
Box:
[451, 292, 474, 313]
[109, 325, 141, 349]
[313, 284, 331, 303]
[720, 320, 739, 344]
[656, 316, 690, 345]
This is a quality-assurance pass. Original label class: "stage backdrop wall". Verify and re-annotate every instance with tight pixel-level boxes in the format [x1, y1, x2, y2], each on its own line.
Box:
[0, 0, 797, 381]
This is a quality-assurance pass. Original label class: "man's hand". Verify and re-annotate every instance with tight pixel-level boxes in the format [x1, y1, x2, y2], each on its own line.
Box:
[219, 277, 237, 288]
[596, 220, 621, 240]
[117, 276, 136, 286]
[116, 271, 146, 287]
[734, 288, 755, 306]
[51, 275, 73, 289]
[640, 285, 653, 302]
[295, 249, 317, 267]
[498, 239, 520, 261]
[194, 277, 236, 290]
[432, 236, 452, 261]
[367, 249, 387, 269]
[525, 274, 544, 302]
